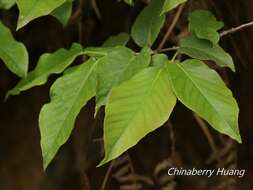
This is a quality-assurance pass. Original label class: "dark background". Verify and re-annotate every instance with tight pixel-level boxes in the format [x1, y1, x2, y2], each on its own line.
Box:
[0, 0, 253, 189]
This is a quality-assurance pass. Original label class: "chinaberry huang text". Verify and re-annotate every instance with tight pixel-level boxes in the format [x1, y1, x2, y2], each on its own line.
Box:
[168, 168, 245, 178]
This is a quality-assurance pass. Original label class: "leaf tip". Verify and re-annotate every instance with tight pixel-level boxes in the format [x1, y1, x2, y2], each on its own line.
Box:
[97, 158, 109, 168]
[16, 17, 29, 30]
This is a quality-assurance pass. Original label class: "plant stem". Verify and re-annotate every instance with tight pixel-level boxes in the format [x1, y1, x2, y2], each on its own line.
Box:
[157, 5, 185, 51]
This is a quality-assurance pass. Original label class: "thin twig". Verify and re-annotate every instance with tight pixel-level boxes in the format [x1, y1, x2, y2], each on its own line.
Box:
[100, 161, 115, 190]
[154, 46, 179, 54]
[167, 121, 176, 157]
[78, 0, 84, 44]
[158, 20, 253, 53]
[91, 0, 102, 20]
[193, 113, 221, 163]
[220, 21, 253, 37]
[157, 5, 185, 51]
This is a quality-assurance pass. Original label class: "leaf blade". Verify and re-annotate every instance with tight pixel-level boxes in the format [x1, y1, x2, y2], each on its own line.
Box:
[102, 33, 130, 47]
[0, 0, 16, 10]
[167, 59, 241, 142]
[131, 0, 165, 47]
[7, 43, 83, 98]
[39, 59, 97, 169]
[0, 21, 28, 77]
[162, 0, 187, 14]
[99, 66, 176, 165]
[188, 10, 224, 44]
[51, 0, 73, 26]
[96, 46, 151, 110]
[16, 0, 65, 29]
[179, 35, 235, 71]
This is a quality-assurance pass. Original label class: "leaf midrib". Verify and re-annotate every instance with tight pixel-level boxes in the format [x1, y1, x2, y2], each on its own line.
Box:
[0, 45, 25, 76]
[106, 68, 162, 159]
[44, 61, 97, 158]
[21, 51, 83, 90]
[176, 63, 236, 135]
[181, 44, 225, 66]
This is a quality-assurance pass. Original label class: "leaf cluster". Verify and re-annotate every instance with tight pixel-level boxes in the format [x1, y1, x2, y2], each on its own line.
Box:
[0, 0, 241, 169]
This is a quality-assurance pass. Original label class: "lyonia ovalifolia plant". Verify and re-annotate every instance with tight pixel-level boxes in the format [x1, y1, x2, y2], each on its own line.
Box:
[0, 0, 241, 170]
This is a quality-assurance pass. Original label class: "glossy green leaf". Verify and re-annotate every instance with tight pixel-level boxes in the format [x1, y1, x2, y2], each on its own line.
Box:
[189, 10, 224, 44]
[99, 66, 176, 165]
[39, 59, 97, 169]
[0, 0, 16, 9]
[0, 22, 28, 78]
[96, 46, 151, 110]
[167, 59, 241, 142]
[16, 0, 65, 29]
[51, 0, 73, 26]
[162, 0, 186, 14]
[7, 43, 83, 98]
[131, 0, 165, 47]
[102, 33, 130, 47]
[179, 35, 235, 71]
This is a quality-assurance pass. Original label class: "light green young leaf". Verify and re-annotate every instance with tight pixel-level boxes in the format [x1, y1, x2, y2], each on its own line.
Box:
[39, 59, 97, 169]
[131, 0, 165, 47]
[99, 66, 176, 166]
[96, 46, 151, 110]
[167, 59, 241, 143]
[0, 22, 28, 78]
[189, 10, 224, 44]
[51, 0, 73, 26]
[7, 43, 83, 98]
[16, 0, 65, 30]
[0, 0, 16, 9]
[179, 35, 235, 71]
[162, 0, 186, 14]
[102, 33, 130, 47]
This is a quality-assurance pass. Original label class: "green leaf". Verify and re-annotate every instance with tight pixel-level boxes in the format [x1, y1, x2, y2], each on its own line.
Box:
[179, 35, 235, 71]
[99, 66, 176, 166]
[131, 0, 165, 47]
[0, 0, 16, 9]
[7, 43, 83, 98]
[84, 47, 112, 58]
[39, 59, 97, 169]
[96, 46, 151, 111]
[162, 0, 186, 14]
[0, 21, 28, 78]
[16, 0, 65, 30]
[189, 10, 224, 44]
[102, 33, 130, 47]
[151, 53, 168, 67]
[167, 59, 241, 143]
[51, 0, 73, 26]
[83, 33, 130, 58]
